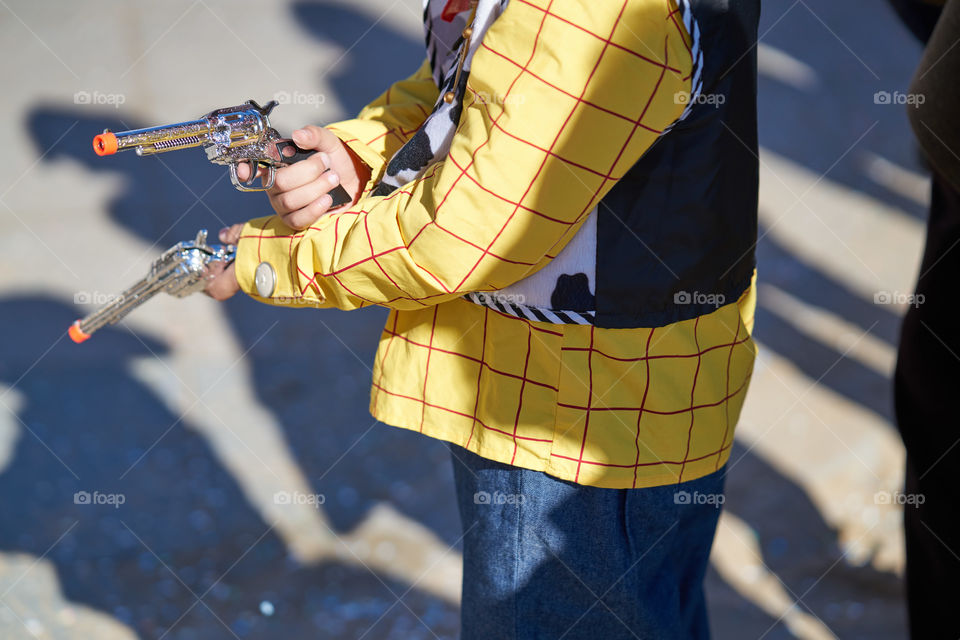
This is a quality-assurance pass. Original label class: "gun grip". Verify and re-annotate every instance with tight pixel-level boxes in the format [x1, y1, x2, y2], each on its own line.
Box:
[274, 140, 352, 208]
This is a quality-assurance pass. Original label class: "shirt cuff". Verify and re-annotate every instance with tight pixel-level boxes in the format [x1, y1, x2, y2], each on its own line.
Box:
[235, 215, 328, 308]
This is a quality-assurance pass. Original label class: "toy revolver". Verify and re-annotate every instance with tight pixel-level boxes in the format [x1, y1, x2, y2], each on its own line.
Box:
[68, 230, 235, 344]
[92, 98, 351, 204]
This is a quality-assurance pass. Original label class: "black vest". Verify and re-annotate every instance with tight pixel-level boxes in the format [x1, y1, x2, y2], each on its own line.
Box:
[596, 0, 761, 328]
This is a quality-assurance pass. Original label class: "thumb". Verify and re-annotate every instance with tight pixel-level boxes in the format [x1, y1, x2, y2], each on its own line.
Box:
[218, 223, 244, 245]
[291, 125, 335, 152]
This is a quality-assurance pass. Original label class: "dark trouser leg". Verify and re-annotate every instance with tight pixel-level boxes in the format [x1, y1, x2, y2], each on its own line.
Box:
[894, 170, 960, 639]
[448, 444, 725, 640]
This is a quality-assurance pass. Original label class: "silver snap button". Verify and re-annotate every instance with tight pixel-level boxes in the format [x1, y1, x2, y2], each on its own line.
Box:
[254, 262, 276, 298]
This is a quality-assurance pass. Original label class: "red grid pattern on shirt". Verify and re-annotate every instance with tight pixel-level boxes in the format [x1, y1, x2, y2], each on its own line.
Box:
[557, 376, 750, 414]
[632, 328, 656, 487]
[515, 0, 684, 73]
[464, 307, 490, 450]
[373, 381, 554, 444]
[678, 317, 703, 482]
[444, 0, 655, 310]
[381, 325, 560, 392]
[451, 7, 674, 286]
[373, 303, 753, 487]
[476, 45, 666, 135]
[246, 0, 685, 312]
[551, 443, 734, 469]
[337, 0, 675, 302]
[715, 318, 742, 470]
[510, 322, 535, 464]
[249, 1, 739, 486]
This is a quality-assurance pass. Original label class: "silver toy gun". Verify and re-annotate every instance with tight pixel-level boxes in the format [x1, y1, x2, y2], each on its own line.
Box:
[69, 230, 235, 344]
[92, 98, 351, 204]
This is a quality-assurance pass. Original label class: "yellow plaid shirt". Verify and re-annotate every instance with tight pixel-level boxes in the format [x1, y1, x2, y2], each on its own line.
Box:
[235, 0, 757, 489]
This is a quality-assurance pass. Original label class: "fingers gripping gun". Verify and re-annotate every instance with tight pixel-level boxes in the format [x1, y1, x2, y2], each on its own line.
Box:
[92, 99, 351, 204]
[68, 230, 235, 344]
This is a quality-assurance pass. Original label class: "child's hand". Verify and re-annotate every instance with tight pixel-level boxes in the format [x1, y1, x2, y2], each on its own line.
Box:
[237, 126, 371, 230]
[204, 224, 243, 301]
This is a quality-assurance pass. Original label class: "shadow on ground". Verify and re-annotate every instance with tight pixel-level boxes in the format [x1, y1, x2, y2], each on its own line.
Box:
[1, 0, 922, 637]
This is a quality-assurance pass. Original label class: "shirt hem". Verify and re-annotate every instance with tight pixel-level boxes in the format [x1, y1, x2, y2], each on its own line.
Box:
[370, 405, 731, 490]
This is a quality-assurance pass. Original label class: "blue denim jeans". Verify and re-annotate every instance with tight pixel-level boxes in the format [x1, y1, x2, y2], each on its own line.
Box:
[449, 444, 725, 640]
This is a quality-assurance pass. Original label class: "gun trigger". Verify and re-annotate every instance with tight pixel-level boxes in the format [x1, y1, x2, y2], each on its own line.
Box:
[228, 163, 243, 190]
[263, 165, 277, 190]
[229, 161, 264, 192]
[243, 160, 259, 186]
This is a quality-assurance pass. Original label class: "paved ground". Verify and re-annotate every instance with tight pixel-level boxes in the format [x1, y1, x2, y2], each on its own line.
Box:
[0, 1, 933, 638]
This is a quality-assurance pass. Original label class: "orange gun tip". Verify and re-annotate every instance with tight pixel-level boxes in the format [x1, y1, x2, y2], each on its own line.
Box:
[68, 321, 90, 344]
[92, 132, 118, 156]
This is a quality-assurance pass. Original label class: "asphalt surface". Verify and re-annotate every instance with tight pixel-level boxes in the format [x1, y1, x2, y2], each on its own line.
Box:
[0, 1, 934, 638]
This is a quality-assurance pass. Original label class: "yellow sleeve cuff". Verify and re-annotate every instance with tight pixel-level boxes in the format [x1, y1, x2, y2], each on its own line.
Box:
[235, 215, 329, 309]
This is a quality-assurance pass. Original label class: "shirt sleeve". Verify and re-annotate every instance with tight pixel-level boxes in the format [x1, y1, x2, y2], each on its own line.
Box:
[235, 0, 694, 311]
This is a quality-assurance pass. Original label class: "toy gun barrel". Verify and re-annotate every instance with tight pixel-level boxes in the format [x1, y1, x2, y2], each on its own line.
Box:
[69, 230, 235, 344]
[90, 99, 352, 203]
[68, 273, 173, 343]
[93, 118, 213, 156]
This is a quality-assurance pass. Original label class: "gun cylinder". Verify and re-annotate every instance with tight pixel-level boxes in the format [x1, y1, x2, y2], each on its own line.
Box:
[93, 118, 213, 157]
